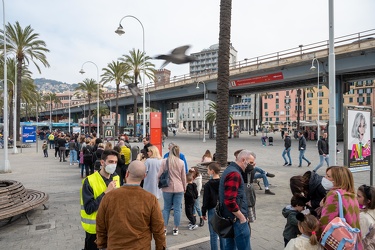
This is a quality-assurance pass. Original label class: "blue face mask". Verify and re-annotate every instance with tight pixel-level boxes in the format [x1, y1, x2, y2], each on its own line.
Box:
[209, 175, 213, 179]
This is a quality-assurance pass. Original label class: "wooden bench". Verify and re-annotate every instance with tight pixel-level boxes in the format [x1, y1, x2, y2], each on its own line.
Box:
[0, 180, 49, 225]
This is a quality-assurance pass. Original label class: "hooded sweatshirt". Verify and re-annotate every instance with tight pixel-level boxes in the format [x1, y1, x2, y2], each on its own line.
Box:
[282, 205, 301, 240]
[202, 178, 220, 217]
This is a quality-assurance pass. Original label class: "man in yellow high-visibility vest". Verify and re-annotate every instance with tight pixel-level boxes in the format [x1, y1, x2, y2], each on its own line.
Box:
[80, 149, 120, 250]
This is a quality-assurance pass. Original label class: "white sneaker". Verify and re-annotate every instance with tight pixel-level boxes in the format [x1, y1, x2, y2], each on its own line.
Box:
[188, 223, 193, 228]
[172, 229, 179, 236]
[189, 224, 198, 230]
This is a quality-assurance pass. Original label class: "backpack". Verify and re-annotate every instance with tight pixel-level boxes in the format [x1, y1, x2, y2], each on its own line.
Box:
[320, 191, 360, 250]
[83, 146, 93, 164]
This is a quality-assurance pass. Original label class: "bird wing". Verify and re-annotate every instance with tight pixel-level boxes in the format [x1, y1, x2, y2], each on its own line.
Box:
[127, 83, 142, 97]
[154, 54, 169, 60]
[171, 45, 190, 55]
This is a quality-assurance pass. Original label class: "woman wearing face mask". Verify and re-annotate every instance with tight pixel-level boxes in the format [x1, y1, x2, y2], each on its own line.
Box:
[357, 184, 375, 248]
[319, 166, 362, 248]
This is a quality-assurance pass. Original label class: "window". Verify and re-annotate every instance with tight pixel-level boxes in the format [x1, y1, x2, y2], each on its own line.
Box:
[264, 103, 268, 109]
[286, 111, 290, 116]
[319, 108, 322, 114]
[274, 111, 279, 116]
[308, 100, 312, 105]
[276, 104, 279, 109]
[308, 108, 312, 114]
[367, 96, 371, 105]
[357, 97, 364, 103]
[265, 112, 269, 116]
[366, 88, 372, 94]
[358, 89, 364, 94]
[307, 93, 313, 98]
[318, 92, 324, 97]
[319, 100, 322, 105]
[349, 97, 353, 103]
[276, 99, 279, 104]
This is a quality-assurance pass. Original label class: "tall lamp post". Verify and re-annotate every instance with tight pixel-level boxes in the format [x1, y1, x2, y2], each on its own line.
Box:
[328, 0, 336, 165]
[115, 15, 146, 137]
[1, 0, 10, 172]
[68, 87, 71, 134]
[310, 58, 320, 142]
[196, 81, 206, 142]
[49, 94, 52, 131]
[79, 61, 100, 138]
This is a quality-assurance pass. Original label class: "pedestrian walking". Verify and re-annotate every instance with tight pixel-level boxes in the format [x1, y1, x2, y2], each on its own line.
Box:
[313, 132, 329, 173]
[42, 141, 48, 157]
[282, 132, 292, 166]
[297, 131, 311, 168]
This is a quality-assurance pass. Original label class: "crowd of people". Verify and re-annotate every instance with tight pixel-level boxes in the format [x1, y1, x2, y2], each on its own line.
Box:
[35, 128, 375, 250]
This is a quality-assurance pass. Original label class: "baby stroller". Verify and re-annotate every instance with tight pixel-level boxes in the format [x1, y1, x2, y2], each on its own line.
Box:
[268, 136, 274, 146]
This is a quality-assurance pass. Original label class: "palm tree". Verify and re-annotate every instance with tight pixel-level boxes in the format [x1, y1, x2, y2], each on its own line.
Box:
[216, 0, 233, 167]
[43, 93, 61, 124]
[101, 60, 130, 136]
[119, 49, 155, 136]
[75, 78, 99, 134]
[1, 21, 50, 141]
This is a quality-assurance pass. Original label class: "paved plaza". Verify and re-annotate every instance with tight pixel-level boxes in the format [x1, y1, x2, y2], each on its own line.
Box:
[0, 132, 372, 250]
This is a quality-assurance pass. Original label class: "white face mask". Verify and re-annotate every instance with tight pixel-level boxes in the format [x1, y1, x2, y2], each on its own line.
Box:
[105, 163, 117, 175]
[321, 177, 334, 190]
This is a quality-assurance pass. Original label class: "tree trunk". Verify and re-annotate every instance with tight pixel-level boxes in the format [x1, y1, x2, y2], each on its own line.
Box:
[115, 83, 119, 137]
[133, 96, 137, 137]
[88, 99, 91, 134]
[216, 0, 232, 168]
[9, 89, 13, 139]
[16, 60, 22, 142]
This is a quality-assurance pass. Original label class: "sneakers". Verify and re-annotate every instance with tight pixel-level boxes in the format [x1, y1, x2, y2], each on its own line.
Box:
[287, 164, 292, 166]
[189, 224, 198, 230]
[199, 218, 204, 227]
[164, 229, 167, 236]
[297, 165, 302, 168]
[172, 229, 179, 236]
[307, 162, 311, 167]
[266, 172, 275, 178]
[265, 189, 275, 195]
[283, 162, 288, 166]
[188, 223, 193, 228]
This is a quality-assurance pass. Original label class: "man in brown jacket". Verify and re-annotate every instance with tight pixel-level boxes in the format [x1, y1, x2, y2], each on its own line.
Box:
[96, 160, 166, 250]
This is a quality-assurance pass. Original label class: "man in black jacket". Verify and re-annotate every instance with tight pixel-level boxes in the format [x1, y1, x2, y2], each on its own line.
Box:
[57, 134, 67, 162]
[313, 132, 329, 172]
[282, 132, 292, 166]
[297, 131, 311, 168]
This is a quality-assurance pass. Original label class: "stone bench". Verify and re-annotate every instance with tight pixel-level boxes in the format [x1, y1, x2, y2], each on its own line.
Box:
[0, 180, 49, 225]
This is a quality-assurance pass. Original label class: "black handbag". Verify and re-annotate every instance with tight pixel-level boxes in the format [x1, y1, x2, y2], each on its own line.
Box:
[158, 160, 170, 188]
[209, 203, 234, 238]
[246, 173, 256, 207]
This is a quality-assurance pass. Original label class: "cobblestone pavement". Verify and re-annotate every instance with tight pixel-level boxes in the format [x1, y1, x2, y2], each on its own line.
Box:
[0, 132, 371, 249]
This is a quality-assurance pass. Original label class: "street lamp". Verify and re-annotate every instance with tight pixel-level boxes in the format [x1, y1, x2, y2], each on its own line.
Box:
[310, 58, 321, 143]
[1, 0, 10, 172]
[196, 81, 206, 142]
[79, 61, 100, 138]
[68, 87, 71, 135]
[328, 0, 336, 165]
[115, 15, 146, 137]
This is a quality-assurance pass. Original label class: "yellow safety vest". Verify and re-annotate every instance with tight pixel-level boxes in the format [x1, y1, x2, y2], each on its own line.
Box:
[80, 171, 120, 234]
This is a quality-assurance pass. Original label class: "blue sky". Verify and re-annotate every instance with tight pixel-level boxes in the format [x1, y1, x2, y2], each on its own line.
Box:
[5, 0, 375, 85]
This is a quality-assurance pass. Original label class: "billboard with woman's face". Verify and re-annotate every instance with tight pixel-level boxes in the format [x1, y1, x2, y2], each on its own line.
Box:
[344, 107, 372, 172]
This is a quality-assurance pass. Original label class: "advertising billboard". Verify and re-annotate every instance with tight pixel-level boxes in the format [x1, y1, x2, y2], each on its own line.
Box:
[344, 106, 372, 173]
[22, 126, 37, 143]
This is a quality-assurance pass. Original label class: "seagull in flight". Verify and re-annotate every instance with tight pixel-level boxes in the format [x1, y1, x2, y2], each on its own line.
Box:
[154, 45, 196, 68]
[127, 82, 142, 97]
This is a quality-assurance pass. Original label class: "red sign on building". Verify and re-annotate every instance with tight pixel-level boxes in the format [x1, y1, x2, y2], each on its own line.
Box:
[230, 72, 284, 87]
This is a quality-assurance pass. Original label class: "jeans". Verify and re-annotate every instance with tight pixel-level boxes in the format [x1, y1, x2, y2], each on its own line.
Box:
[207, 208, 226, 250]
[49, 140, 54, 149]
[314, 155, 329, 172]
[254, 167, 269, 188]
[282, 148, 292, 164]
[298, 150, 310, 166]
[193, 196, 202, 217]
[59, 147, 66, 161]
[224, 220, 251, 250]
[80, 163, 86, 177]
[162, 192, 183, 228]
[70, 149, 77, 164]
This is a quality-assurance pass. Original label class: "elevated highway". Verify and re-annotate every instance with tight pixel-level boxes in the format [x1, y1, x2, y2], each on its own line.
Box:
[40, 29, 375, 129]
